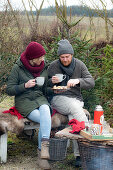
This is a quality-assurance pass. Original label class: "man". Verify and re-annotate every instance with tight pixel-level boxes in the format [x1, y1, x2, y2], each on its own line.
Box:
[47, 39, 95, 166]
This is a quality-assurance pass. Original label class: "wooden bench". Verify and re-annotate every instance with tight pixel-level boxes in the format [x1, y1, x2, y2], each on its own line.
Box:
[0, 120, 39, 163]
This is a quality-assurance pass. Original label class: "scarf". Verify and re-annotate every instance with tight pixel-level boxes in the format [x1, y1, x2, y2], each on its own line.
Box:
[20, 52, 44, 78]
[58, 57, 76, 86]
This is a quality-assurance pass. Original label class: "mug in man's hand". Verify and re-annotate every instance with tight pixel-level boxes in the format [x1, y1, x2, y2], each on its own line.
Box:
[35, 77, 45, 86]
[55, 74, 66, 82]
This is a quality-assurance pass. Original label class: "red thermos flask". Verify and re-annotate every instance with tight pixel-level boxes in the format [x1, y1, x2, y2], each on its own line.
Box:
[94, 105, 104, 125]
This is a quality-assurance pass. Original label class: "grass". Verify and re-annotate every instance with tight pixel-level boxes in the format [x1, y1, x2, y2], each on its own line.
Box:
[0, 95, 14, 108]
[5, 14, 113, 42]
[37, 16, 113, 42]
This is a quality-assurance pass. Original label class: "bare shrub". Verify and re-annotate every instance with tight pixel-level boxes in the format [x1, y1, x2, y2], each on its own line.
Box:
[0, 10, 24, 55]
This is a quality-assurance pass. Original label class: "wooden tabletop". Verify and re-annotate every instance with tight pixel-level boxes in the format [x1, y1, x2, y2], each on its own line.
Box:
[55, 126, 83, 139]
[55, 126, 113, 142]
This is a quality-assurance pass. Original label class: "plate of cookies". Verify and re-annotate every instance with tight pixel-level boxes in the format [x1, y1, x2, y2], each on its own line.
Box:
[52, 85, 70, 92]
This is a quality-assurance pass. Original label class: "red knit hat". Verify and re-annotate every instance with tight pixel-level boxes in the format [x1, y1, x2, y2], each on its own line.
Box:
[24, 41, 46, 60]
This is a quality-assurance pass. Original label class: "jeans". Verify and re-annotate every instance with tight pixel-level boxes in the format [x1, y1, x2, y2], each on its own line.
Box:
[27, 104, 51, 150]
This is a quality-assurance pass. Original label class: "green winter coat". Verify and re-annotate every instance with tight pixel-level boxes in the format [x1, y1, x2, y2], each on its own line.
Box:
[6, 58, 51, 117]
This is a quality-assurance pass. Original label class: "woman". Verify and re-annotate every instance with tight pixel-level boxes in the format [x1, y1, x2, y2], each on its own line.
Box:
[6, 42, 51, 170]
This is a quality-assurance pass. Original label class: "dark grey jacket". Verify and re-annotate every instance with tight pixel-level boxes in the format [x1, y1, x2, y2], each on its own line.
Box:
[47, 58, 95, 101]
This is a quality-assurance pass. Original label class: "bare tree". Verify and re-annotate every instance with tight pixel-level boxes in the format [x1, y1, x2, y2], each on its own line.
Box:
[6, 0, 45, 42]
[28, 0, 45, 38]
[55, 0, 84, 39]
[7, 0, 24, 39]
[80, 0, 113, 42]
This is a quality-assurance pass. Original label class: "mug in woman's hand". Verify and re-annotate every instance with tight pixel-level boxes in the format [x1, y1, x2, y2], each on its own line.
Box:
[35, 77, 45, 86]
[55, 74, 66, 82]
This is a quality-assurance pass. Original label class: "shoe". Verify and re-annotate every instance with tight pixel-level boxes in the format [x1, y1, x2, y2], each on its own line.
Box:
[41, 141, 50, 159]
[75, 156, 81, 167]
[37, 149, 51, 170]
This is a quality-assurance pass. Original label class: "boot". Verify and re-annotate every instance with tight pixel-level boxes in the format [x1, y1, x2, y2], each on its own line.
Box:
[41, 141, 50, 159]
[37, 149, 51, 170]
[75, 156, 82, 167]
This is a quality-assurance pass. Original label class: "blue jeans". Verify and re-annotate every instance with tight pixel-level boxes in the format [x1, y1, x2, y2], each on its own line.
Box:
[27, 104, 51, 150]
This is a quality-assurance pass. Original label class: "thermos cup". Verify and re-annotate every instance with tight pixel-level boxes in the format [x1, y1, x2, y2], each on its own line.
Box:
[94, 105, 104, 125]
[94, 105, 104, 134]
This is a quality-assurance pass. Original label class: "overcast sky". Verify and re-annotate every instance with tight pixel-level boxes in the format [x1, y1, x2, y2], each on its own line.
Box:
[0, 0, 113, 10]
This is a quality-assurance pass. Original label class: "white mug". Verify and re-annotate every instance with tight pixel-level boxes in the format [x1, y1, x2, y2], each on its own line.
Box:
[55, 74, 66, 82]
[35, 77, 45, 86]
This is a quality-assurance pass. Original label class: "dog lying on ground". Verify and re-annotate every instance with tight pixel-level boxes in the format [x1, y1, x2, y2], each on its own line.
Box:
[0, 108, 91, 136]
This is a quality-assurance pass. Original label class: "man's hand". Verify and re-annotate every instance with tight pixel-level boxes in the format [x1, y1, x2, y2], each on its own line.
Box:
[67, 79, 80, 87]
[52, 76, 60, 84]
[25, 79, 36, 88]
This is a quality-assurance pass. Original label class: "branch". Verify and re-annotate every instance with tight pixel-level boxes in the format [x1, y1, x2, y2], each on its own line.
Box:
[7, 0, 24, 36]
[21, 0, 32, 29]
[28, 0, 35, 22]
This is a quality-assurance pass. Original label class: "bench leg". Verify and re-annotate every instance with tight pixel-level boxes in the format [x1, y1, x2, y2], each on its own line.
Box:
[0, 133, 8, 163]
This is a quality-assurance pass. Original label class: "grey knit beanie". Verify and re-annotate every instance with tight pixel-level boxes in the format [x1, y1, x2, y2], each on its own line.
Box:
[57, 39, 74, 56]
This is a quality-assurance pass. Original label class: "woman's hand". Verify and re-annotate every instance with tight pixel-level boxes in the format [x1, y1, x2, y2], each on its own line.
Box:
[52, 76, 60, 84]
[25, 79, 36, 88]
[67, 79, 80, 88]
